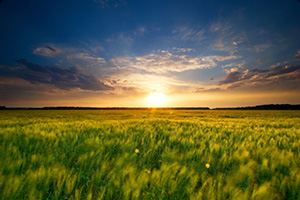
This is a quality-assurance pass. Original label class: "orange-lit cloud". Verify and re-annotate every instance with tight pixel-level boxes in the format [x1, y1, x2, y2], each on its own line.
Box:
[219, 64, 300, 92]
[295, 50, 300, 60]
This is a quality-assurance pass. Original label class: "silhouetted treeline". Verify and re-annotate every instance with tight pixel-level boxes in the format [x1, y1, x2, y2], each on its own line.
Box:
[0, 106, 210, 110]
[213, 104, 300, 110]
[42, 107, 210, 110]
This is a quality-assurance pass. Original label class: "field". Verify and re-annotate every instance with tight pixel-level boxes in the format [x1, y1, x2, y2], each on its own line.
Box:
[0, 110, 300, 200]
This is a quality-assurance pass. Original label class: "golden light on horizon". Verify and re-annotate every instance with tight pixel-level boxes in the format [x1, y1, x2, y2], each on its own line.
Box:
[147, 92, 166, 107]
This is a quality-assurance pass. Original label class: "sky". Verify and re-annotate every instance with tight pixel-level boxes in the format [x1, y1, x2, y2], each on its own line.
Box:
[0, 0, 300, 108]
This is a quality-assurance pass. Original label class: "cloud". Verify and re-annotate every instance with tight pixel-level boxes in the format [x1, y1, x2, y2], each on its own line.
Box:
[2, 59, 112, 91]
[33, 46, 60, 57]
[94, 0, 126, 8]
[68, 52, 106, 64]
[220, 69, 246, 84]
[0, 64, 20, 70]
[241, 31, 254, 51]
[133, 26, 146, 36]
[32, 44, 108, 76]
[81, 41, 105, 54]
[257, 58, 266, 63]
[194, 87, 222, 93]
[219, 64, 300, 91]
[172, 26, 205, 41]
[294, 50, 300, 60]
[209, 19, 273, 57]
[105, 71, 201, 96]
[253, 44, 270, 53]
[222, 61, 246, 68]
[33, 44, 106, 63]
[210, 20, 232, 33]
[208, 20, 241, 55]
[106, 33, 133, 47]
[214, 43, 224, 48]
[172, 47, 193, 53]
[110, 49, 239, 73]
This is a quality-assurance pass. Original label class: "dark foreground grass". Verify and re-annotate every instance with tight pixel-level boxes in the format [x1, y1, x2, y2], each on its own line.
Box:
[0, 110, 300, 199]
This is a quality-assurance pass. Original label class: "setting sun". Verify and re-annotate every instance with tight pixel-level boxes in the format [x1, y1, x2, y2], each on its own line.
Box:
[147, 92, 166, 107]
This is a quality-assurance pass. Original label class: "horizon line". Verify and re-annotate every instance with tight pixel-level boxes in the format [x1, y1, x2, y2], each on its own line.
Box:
[1, 104, 300, 110]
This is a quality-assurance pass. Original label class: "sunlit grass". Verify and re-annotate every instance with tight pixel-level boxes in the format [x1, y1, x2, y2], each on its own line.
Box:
[0, 110, 300, 199]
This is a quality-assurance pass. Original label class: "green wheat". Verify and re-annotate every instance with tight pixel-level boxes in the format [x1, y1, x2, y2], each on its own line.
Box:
[0, 110, 300, 199]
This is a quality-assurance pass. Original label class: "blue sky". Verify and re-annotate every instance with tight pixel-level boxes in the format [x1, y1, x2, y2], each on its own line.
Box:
[0, 0, 300, 107]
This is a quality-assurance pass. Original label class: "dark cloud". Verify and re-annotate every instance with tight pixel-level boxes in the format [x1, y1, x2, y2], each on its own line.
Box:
[46, 46, 59, 53]
[220, 71, 242, 84]
[268, 65, 300, 77]
[33, 46, 61, 57]
[1, 59, 112, 91]
[0, 64, 20, 70]
[219, 64, 300, 90]
[220, 65, 300, 85]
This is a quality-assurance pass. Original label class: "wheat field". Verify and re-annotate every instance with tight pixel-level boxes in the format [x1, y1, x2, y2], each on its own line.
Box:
[0, 110, 300, 199]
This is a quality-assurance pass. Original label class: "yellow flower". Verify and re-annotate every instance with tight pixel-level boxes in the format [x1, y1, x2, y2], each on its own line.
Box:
[205, 163, 210, 168]
[135, 149, 139, 153]
[158, 160, 162, 163]
[144, 169, 151, 174]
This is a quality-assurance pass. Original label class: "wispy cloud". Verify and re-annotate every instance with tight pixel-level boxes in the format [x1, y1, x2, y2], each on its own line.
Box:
[208, 19, 242, 55]
[253, 44, 271, 53]
[81, 41, 105, 54]
[193, 87, 222, 93]
[210, 20, 232, 34]
[110, 49, 239, 73]
[93, 0, 126, 8]
[222, 61, 246, 69]
[106, 32, 133, 43]
[172, 47, 193, 53]
[106, 32, 134, 50]
[172, 26, 205, 42]
[106, 73, 173, 95]
[67, 52, 106, 64]
[106, 70, 206, 96]
[133, 26, 146, 36]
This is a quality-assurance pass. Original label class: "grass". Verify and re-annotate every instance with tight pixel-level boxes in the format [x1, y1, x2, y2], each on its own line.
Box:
[0, 110, 300, 199]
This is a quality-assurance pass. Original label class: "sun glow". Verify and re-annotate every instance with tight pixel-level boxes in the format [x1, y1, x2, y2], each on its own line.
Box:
[147, 92, 166, 107]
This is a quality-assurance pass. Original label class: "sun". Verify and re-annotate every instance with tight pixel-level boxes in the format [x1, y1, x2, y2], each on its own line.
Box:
[147, 92, 166, 107]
